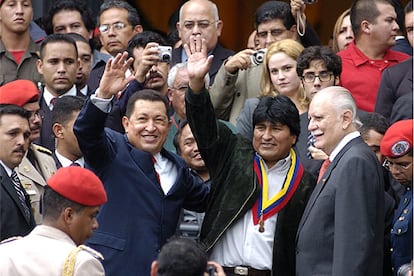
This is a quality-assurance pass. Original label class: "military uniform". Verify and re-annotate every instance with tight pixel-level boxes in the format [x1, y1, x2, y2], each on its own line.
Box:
[390, 187, 413, 275]
[17, 144, 57, 224]
[0, 225, 105, 276]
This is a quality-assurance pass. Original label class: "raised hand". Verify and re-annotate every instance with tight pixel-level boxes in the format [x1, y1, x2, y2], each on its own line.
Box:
[184, 34, 214, 93]
[97, 52, 135, 99]
[134, 42, 160, 83]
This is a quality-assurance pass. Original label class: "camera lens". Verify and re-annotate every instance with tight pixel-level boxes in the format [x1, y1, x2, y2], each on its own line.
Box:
[161, 54, 171, 62]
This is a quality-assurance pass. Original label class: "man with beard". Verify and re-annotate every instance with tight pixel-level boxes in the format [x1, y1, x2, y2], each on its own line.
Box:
[0, 80, 57, 224]
[105, 31, 171, 133]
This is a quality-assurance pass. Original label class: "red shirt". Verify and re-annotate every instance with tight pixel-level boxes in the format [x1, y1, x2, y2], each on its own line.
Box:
[338, 42, 409, 112]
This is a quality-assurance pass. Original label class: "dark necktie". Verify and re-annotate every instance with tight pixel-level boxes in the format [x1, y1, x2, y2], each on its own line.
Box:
[317, 159, 331, 183]
[306, 132, 315, 159]
[50, 97, 59, 109]
[11, 170, 31, 220]
[152, 156, 161, 184]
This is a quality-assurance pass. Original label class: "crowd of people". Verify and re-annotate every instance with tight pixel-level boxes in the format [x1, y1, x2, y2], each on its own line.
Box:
[0, 0, 412, 275]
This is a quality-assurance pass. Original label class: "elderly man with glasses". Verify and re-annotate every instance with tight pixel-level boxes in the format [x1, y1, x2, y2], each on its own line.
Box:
[380, 119, 413, 276]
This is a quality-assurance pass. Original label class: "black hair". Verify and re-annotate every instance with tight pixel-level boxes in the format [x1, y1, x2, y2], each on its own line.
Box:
[253, 96, 300, 145]
[39, 34, 78, 60]
[126, 31, 169, 61]
[350, 0, 395, 38]
[156, 237, 207, 276]
[358, 112, 390, 137]
[405, 1, 413, 14]
[254, 1, 296, 30]
[125, 89, 169, 118]
[43, 0, 95, 35]
[173, 119, 189, 155]
[99, 0, 141, 27]
[296, 46, 342, 77]
[0, 104, 31, 124]
[52, 96, 85, 127]
[42, 186, 84, 221]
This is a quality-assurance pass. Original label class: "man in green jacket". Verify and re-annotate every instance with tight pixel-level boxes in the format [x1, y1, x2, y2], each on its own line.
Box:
[185, 35, 315, 276]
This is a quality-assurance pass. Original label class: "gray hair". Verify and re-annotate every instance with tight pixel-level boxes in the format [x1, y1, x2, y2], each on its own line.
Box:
[321, 86, 358, 124]
[99, 0, 141, 27]
[167, 62, 210, 88]
[179, 0, 219, 24]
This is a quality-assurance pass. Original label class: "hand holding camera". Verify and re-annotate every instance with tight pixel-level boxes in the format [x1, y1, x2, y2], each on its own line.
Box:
[224, 48, 256, 74]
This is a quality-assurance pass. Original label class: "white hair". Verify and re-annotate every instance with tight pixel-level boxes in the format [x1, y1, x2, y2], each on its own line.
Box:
[179, 0, 219, 24]
[167, 62, 210, 88]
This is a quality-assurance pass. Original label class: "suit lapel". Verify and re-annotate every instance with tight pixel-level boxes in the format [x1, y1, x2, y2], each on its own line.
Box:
[127, 142, 160, 187]
[296, 137, 363, 239]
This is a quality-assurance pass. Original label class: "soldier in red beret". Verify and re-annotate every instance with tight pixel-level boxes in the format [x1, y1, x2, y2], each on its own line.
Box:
[380, 119, 413, 275]
[0, 79, 57, 224]
[0, 166, 107, 275]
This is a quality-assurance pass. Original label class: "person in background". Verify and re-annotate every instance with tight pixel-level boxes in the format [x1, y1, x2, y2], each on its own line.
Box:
[0, 104, 35, 241]
[0, 0, 42, 86]
[375, 1, 413, 123]
[150, 237, 227, 276]
[338, 0, 409, 112]
[173, 0, 234, 86]
[332, 9, 354, 53]
[0, 80, 57, 224]
[0, 166, 107, 275]
[296, 86, 385, 275]
[380, 119, 413, 276]
[66, 33, 93, 96]
[51, 96, 85, 168]
[36, 34, 84, 151]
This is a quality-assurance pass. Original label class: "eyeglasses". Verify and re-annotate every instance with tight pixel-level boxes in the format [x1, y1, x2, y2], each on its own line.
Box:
[382, 159, 412, 171]
[256, 29, 287, 38]
[302, 71, 333, 83]
[182, 20, 217, 30]
[99, 22, 128, 33]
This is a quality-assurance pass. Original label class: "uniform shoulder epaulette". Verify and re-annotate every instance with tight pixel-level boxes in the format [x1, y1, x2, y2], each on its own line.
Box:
[32, 144, 52, 156]
[79, 245, 104, 261]
[0, 236, 22, 244]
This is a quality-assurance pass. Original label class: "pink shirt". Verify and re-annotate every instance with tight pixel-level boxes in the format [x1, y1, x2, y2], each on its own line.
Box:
[338, 42, 408, 112]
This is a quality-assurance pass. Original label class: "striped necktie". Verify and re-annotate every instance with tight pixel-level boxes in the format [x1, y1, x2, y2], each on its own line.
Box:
[11, 170, 31, 220]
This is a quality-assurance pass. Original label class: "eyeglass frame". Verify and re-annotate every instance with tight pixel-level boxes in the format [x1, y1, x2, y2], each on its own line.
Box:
[181, 20, 218, 30]
[28, 110, 44, 120]
[382, 159, 413, 171]
[301, 71, 334, 83]
[256, 28, 288, 39]
[99, 22, 129, 33]
[171, 85, 189, 94]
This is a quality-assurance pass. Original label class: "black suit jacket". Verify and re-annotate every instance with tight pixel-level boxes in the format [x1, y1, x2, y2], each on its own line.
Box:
[171, 43, 233, 85]
[0, 165, 35, 241]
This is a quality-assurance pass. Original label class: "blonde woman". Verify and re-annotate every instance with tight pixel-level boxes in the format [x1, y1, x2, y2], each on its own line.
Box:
[332, 9, 354, 53]
[237, 39, 306, 140]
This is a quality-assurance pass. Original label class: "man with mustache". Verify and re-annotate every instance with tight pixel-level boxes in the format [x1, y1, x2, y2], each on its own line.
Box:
[36, 34, 84, 151]
[0, 0, 42, 86]
[0, 80, 57, 225]
[0, 104, 35, 241]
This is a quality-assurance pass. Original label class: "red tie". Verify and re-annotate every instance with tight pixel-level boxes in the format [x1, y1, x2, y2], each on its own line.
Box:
[152, 156, 160, 184]
[317, 159, 331, 182]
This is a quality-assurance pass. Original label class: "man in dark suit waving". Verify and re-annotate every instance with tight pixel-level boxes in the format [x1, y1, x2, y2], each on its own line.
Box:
[296, 86, 385, 276]
[74, 53, 209, 275]
[0, 104, 35, 241]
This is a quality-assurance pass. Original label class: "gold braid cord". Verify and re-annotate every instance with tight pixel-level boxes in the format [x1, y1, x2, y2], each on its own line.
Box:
[62, 246, 82, 276]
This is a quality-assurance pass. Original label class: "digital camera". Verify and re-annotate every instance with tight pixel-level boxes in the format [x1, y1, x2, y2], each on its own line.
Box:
[250, 49, 267, 66]
[304, 0, 318, 4]
[158, 46, 172, 63]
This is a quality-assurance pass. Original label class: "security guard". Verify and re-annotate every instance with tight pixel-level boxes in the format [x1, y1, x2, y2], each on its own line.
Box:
[0, 166, 107, 275]
[0, 80, 57, 223]
[381, 119, 413, 276]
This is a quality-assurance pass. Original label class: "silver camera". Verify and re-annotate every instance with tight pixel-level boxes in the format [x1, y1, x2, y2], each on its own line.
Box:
[158, 46, 172, 63]
[250, 49, 267, 66]
[304, 0, 318, 4]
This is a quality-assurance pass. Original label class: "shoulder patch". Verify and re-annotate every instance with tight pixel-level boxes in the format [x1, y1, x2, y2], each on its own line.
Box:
[79, 245, 104, 261]
[33, 144, 52, 156]
[0, 236, 22, 244]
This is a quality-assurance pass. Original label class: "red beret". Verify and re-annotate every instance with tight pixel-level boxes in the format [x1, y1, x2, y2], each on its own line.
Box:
[47, 167, 107, 206]
[380, 119, 413, 158]
[0, 80, 39, 107]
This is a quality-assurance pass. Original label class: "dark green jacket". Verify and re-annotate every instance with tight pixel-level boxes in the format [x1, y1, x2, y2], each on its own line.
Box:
[186, 87, 315, 276]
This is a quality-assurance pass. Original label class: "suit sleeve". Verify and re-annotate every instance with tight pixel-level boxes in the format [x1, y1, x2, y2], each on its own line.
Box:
[332, 153, 384, 276]
[375, 68, 394, 119]
[74, 99, 116, 170]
